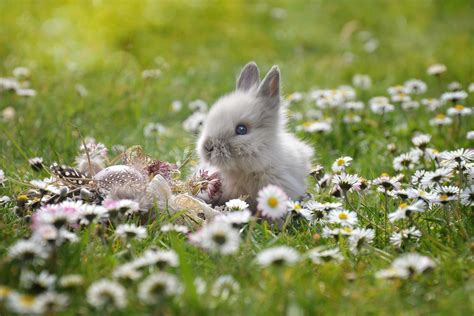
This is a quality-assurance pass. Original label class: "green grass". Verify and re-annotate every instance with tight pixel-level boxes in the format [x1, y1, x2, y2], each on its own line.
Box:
[0, 0, 473, 315]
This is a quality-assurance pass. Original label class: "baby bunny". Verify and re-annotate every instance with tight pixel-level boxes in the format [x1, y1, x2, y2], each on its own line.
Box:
[196, 62, 314, 209]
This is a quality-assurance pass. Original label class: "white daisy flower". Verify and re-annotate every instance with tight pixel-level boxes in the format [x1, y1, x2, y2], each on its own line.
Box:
[387, 85, 409, 96]
[404, 79, 427, 94]
[183, 111, 207, 133]
[211, 275, 240, 302]
[390, 227, 422, 248]
[375, 267, 409, 279]
[300, 120, 333, 133]
[214, 210, 252, 227]
[7, 239, 49, 263]
[171, 100, 182, 112]
[58, 274, 84, 288]
[256, 246, 300, 268]
[138, 272, 182, 304]
[103, 198, 141, 216]
[142, 68, 162, 79]
[388, 200, 426, 222]
[256, 185, 289, 220]
[112, 263, 143, 281]
[188, 99, 208, 112]
[439, 148, 474, 167]
[78, 204, 108, 225]
[407, 188, 439, 205]
[160, 223, 189, 235]
[393, 152, 419, 171]
[460, 185, 474, 206]
[331, 156, 353, 173]
[322, 226, 354, 238]
[420, 168, 453, 188]
[352, 74, 372, 89]
[429, 113, 452, 126]
[467, 131, 474, 140]
[332, 173, 362, 192]
[370, 101, 395, 114]
[35, 292, 69, 313]
[447, 104, 472, 116]
[13, 66, 31, 79]
[225, 199, 249, 211]
[372, 174, 402, 193]
[21, 270, 56, 293]
[392, 93, 411, 103]
[144, 122, 167, 138]
[392, 253, 436, 276]
[115, 224, 147, 241]
[328, 209, 358, 227]
[343, 113, 362, 124]
[468, 82, 474, 93]
[287, 200, 313, 221]
[433, 186, 460, 204]
[344, 101, 365, 111]
[86, 279, 127, 310]
[427, 63, 447, 75]
[7, 292, 41, 314]
[348, 228, 375, 253]
[189, 222, 240, 255]
[412, 134, 431, 149]
[306, 246, 344, 264]
[139, 249, 179, 269]
[28, 157, 44, 171]
[0, 169, 6, 186]
[421, 98, 443, 111]
[441, 91, 468, 102]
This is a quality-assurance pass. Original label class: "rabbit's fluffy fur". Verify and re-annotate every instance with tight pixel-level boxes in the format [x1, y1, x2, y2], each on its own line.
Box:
[197, 62, 314, 209]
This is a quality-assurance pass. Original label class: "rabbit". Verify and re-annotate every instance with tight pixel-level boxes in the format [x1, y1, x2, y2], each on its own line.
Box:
[196, 62, 314, 210]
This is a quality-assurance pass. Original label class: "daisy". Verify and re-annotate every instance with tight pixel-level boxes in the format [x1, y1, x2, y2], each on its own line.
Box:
[214, 210, 252, 228]
[393, 152, 419, 171]
[447, 81, 462, 91]
[370, 102, 394, 114]
[142, 68, 162, 79]
[171, 100, 182, 112]
[144, 122, 167, 138]
[306, 246, 344, 264]
[427, 63, 447, 76]
[420, 168, 453, 188]
[225, 199, 249, 211]
[35, 292, 69, 313]
[467, 131, 474, 140]
[287, 200, 313, 221]
[137, 272, 182, 304]
[112, 263, 143, 281]
[7, 239, 49, 263]
[328, 209, 358, 227]
[390, 227, 422, 248]
[115, 224, 147, 241]
[441, 91, 468, 103]
[58, 274, 84, 289]
[343, 113, 362, 124]
[344, 101, 365, 111]
[211, 275, 240, 302]
[28, 157, 44, 171]
[21, 270, 56, 293]
[301, 120, 333, 133]
[433, 186, 460, 204]
[348, 228, 375, 254]
[387, 85, 409, 96]
[391, 253, 436, 276]
[255, 246, 300, 268]
[86, 279, 127, 310]
[447, 104, 472, 116]
[407, 188, 439, 205]
[439, 148, 474, 167]
[188, 99, 208, 112]
[322, 226, 354, 238]
[375, 267, 409, 279]
[78, 204, 107, 225]
[372, 174, 402, 193]
[469, 82, 474, 93]
[0, 169, 6, 186]
[352, 74, 372, 89]
[160, 223, 189, 234]
[103, 198, 141, 217]
[183, 111, 207, 133]
[388, 200, 426, 222]
[332, 173, 362, 192]
[460, 185, 474, 206]
[404, 79, 427, 94]
[256, 185, 289, 220]
[331, 156, 353, 173]
[429, 113, 452, 126]
[7, 292, 41, 314]
[32, 202, 80, 230]
[392, 93, 411, 103]
[412, 134, 431, 149]
[421, 98, 443, 111]
[139, 249, 179, 269]
[189, 222, 240, 255]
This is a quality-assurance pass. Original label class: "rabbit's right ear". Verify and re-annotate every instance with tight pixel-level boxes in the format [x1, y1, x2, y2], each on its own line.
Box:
[236, 62, 260, 91]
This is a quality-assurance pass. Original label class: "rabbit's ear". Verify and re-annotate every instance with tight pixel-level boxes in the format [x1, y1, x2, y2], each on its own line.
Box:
[236, 62, 260, 91]
[257, 66, 280, 101]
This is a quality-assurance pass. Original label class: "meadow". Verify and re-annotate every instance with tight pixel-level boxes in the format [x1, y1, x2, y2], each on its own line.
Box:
[0, 0, 473, 315]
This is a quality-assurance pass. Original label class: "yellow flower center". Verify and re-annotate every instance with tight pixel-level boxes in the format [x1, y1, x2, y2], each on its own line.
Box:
[399, 202, 408, 209]
[440, 194, 449, 201]
[19, 295, 36, 307]
[267, 197, 279, 208]
[435, 113, 445, 119]
[294, 203, 301, 209]
[342, 227, 353, 233]
[454, 104, 464, 111]
[337, 159, 346, 166]
[338, 213, 348, 220]
[0, 286, 11, 297]
[381, 172, 389, 177]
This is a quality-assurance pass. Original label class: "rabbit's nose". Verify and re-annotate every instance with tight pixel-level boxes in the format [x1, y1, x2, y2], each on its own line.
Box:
[204, 140, 214, 153]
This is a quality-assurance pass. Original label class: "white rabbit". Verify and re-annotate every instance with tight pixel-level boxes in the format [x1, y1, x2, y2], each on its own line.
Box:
[196, 62, 314, 209]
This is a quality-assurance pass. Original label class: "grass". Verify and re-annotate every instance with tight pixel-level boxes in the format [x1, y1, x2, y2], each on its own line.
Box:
[0, 0, 473, 315]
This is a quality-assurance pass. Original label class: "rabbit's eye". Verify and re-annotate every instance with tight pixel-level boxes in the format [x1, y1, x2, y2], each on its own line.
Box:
[235, 124, 248, 135]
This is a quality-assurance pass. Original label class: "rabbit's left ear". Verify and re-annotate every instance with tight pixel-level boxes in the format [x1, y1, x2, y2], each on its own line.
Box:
[236, 62, 260, 91]
[257, 66, 280, 102]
